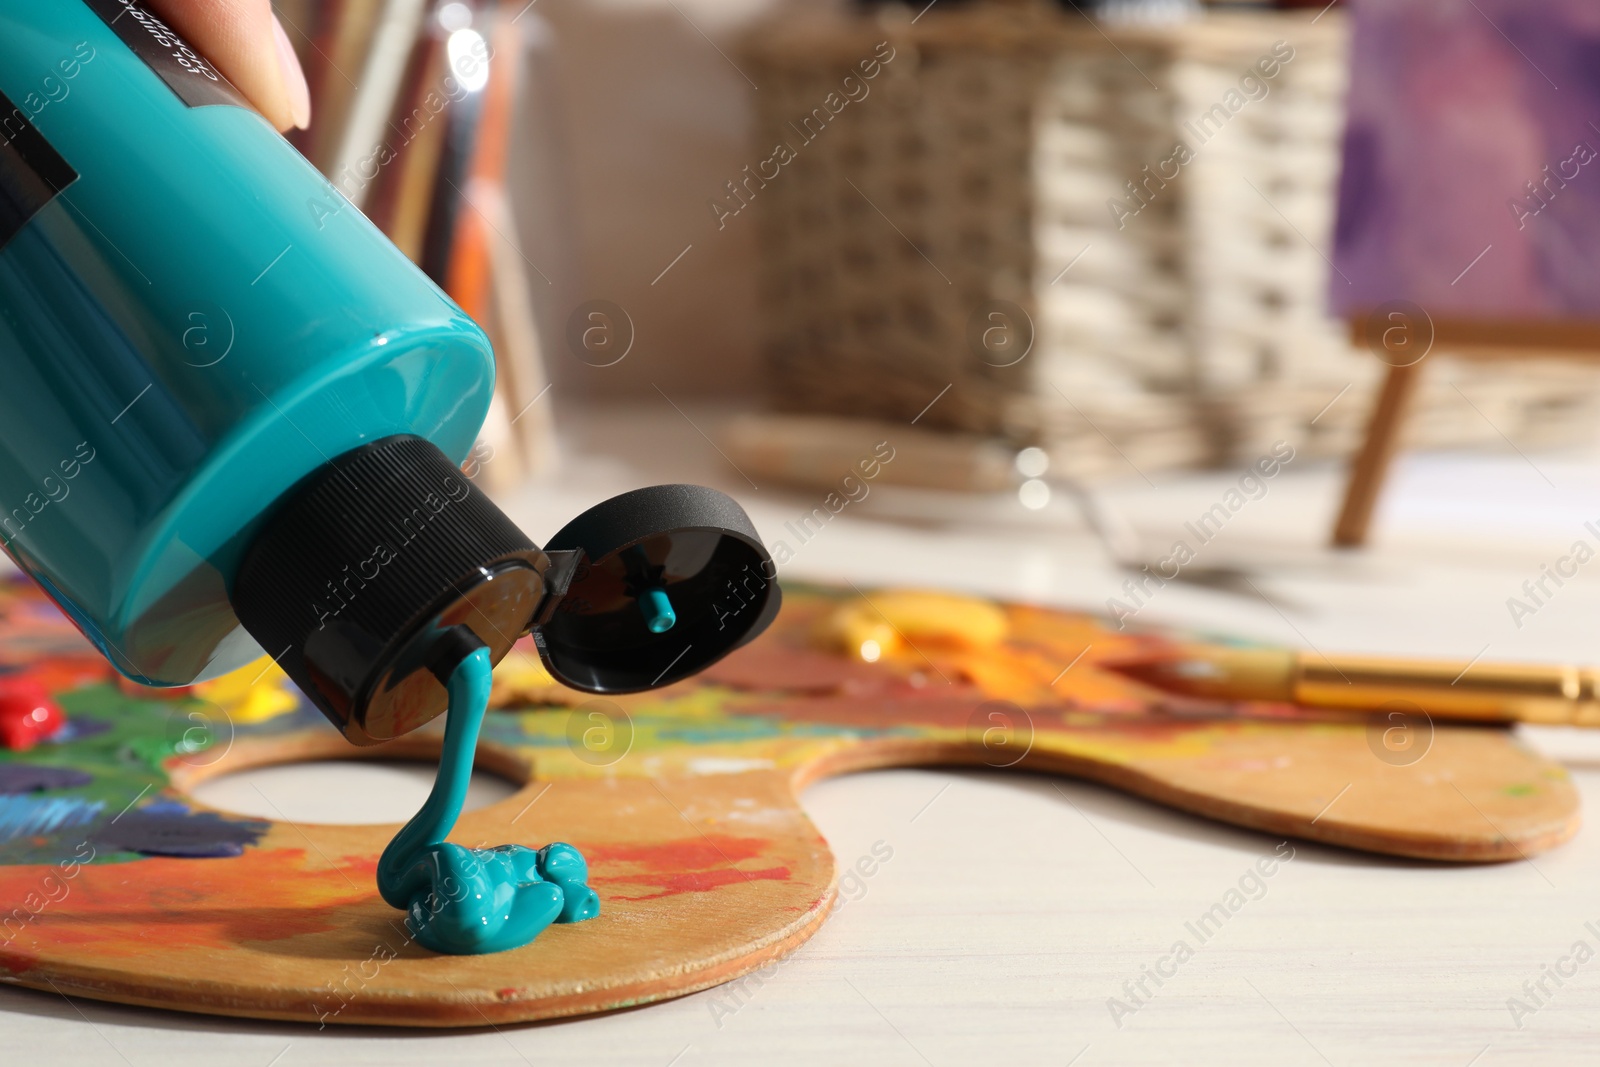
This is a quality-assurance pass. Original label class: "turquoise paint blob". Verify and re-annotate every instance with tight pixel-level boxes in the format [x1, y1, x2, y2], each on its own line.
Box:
[641, 588, 677, 634]
[376, 647, 598, 954]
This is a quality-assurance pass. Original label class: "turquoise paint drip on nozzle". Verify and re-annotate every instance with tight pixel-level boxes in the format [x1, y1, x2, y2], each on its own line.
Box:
[0, 1, 780, 746]
[641, 589, 677, 634]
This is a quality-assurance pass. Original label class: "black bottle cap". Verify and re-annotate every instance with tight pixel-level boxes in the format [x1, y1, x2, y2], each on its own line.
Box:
[532, 484, 781, 693]
[232, 435, 549, 745]
[231, 437, 780, 745]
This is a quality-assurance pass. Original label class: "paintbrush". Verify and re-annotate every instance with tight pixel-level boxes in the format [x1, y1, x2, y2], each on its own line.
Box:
[1106, 646, 1600, 726]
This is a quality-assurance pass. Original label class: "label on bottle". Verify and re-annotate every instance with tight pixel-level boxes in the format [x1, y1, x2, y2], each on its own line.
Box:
[0, 90, 78, 252]
[82, 0, 252, 111]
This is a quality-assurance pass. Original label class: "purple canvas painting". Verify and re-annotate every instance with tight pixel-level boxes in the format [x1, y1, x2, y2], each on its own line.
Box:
[1332, 0, 1600, 318]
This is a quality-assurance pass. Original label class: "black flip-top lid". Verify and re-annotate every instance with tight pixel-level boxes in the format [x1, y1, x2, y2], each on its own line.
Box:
[231, 436, 779, 745]
[533, 484, 781, 693]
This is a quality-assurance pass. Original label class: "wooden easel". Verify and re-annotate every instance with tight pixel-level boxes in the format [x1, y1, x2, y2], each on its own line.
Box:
[1333, 317, 1600, 547]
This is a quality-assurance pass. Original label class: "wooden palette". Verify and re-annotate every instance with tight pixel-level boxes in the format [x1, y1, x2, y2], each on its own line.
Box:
[0, 578, 1577, 1026]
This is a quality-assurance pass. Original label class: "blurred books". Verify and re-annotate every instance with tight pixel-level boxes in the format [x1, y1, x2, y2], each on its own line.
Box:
[273, 0, 554, 491]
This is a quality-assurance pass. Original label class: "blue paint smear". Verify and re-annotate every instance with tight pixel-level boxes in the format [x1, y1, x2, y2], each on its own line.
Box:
[49, 717, 112, 743]
[0, 764, 94, 794]
[0, 795, 104, 842]
[92, 800, 267, 858]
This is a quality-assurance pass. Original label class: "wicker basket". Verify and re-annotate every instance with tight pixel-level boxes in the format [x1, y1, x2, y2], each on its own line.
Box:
[742, 1, 1600, 479]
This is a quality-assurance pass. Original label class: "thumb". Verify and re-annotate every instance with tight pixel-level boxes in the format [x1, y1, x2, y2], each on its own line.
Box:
[145, 0, 311, 131]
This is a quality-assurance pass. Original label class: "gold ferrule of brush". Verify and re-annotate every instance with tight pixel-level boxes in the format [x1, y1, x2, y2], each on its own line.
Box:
[1295, 657, 1600, 726]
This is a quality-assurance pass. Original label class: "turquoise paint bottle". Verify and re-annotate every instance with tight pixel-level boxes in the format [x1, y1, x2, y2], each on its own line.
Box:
[0, 1, 496, 689]
[0, 2, 780, 748]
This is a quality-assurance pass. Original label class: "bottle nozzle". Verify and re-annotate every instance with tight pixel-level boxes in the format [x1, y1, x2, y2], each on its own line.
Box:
[640, 588, 677, 634]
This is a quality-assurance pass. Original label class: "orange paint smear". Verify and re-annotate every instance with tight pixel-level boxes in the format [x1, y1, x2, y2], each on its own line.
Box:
[596, 865, 793, 901]
[587, 834, 773, 870]
[0, 848, 373, 974]
[586, 834, 793, 900]
[700, 641, 896, 694]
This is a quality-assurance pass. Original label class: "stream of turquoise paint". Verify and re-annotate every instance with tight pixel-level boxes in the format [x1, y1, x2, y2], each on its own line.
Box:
[376, 647, 599, 954]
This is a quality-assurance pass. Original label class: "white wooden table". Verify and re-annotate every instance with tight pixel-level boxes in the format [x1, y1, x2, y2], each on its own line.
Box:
[8, 403, 1600, 1065]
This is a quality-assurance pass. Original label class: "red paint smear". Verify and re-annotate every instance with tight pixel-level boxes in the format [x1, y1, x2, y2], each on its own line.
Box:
[699, 641, 892, 694]
[584, 834, 794, 900]
[595, 864, 792, 901]
[0, 849, 373, 973]
[586, 834, 772, 871]
[0, 676, 63, 751]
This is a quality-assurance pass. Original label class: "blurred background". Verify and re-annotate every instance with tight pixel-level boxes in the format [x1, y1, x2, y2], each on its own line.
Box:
[269, 0, 1600, 657]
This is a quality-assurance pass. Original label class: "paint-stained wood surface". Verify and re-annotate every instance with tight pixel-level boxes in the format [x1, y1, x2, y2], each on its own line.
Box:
[0, 580, 1577, 1025]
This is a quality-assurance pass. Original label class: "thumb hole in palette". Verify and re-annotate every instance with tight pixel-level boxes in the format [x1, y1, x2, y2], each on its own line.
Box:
[188, 759, 520, 825]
